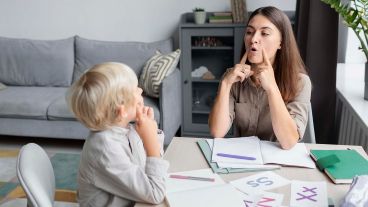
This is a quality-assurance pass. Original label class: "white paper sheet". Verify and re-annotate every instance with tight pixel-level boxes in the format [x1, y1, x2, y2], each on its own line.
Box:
[241, 191, 284, 207]
[290, 180, 327, 207]
[166, 184, 244, 207]
[230, 171, 290, 193]
[260, 141, 316, 168]
[166, 168, 224, 193]
[212, 137, 263, 165]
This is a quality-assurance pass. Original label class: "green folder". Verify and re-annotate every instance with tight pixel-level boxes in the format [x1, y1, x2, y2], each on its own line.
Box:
[310, 149, 368, 184]
[197, 139, 276, 174]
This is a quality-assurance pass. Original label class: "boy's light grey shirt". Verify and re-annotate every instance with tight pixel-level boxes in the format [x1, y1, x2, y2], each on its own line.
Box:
[77, 124, 169, 207]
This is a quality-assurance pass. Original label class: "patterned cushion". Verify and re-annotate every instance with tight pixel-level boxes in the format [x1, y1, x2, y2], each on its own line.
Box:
[139, 49, 181, 98]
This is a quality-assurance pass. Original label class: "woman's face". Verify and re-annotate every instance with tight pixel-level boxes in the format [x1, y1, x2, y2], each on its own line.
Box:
[244, 14, 282, 65]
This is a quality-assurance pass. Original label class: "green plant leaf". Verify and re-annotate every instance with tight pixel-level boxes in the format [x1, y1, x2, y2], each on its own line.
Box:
[321, 0, 368, 59]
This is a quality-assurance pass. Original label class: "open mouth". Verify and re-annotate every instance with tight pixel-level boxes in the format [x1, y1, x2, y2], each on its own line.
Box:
[249, 46, 259, 53]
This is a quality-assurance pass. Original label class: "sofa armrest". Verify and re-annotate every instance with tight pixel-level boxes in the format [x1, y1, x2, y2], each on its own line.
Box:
[159, 68, 182, 146]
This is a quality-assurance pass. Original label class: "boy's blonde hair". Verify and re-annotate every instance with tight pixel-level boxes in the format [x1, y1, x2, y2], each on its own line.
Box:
[68, 62, 138, 131]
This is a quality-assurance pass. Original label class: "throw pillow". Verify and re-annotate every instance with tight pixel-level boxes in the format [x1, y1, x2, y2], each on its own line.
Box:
[0, 82, 6, 90]
[139, 49, 181, 98]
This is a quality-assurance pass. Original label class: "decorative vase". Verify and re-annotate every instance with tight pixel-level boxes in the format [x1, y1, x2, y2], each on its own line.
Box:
[194, 11, 206, 24]
[365, 63, 368, 100]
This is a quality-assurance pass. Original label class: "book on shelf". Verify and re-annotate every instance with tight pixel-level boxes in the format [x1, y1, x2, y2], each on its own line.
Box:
[209, 15, 233, 23]
[310, 149, 368, 184]
[213, 11, 232, 16]
[230, 0, 247, 23]
[165, 168, 244, 207]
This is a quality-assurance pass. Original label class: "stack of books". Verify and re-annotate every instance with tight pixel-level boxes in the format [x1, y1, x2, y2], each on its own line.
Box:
[230, 0, 247, 23]
[209, 12, 233, 24]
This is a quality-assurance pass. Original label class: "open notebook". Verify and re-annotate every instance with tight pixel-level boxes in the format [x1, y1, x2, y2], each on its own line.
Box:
[211, 137, 316, 169]
[165, 169, 244, 207]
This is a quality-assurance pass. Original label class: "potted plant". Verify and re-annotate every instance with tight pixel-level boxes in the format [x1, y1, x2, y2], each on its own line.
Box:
[193, 7, 206, 24]
[321, 0, 368, 100]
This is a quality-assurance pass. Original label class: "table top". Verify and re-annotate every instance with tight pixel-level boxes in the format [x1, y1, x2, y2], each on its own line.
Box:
[136, 137, 368, 207]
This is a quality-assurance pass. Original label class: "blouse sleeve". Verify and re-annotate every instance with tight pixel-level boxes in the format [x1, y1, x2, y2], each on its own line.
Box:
[286, 74, 312, 140]
[93, 138, 169, 205]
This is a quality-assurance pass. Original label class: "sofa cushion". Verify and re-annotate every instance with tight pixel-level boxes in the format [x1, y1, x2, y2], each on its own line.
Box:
[73, 36, 173, 82]
[47, 94, 161, 124]
[0, 36, 74, 87]
[139, 49, 181, 98]
[47, 95, 75, 121]
[0, 82, 6, 91]
[0, 86, 67, 120]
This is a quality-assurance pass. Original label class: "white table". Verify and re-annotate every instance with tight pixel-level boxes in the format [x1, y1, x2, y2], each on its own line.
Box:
[136, 137, 368, 207]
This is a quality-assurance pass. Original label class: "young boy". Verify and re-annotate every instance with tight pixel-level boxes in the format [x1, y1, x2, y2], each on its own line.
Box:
[68, 62, 169, 207]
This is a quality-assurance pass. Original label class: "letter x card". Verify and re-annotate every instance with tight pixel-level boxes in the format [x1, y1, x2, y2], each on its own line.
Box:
[290, 180, 327, 207]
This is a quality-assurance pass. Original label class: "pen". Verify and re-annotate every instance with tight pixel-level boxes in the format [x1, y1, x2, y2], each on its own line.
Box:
[216, 153, 256, 160]
[169, 174, 215, 182]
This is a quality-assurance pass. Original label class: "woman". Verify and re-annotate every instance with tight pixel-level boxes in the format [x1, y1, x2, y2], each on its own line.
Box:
[208, 6, 311, 149]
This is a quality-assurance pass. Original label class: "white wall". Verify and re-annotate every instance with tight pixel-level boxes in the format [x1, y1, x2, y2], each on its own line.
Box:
[0, 0, 296, 42]
[344, 29, 366, 63]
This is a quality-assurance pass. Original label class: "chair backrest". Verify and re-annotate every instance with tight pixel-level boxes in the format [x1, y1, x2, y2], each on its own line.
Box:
[16, 143, 55, 207]
[303, 104, 316, 143]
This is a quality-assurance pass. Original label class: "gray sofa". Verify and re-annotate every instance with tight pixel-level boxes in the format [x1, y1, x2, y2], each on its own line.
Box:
[0, 36, 181, 146]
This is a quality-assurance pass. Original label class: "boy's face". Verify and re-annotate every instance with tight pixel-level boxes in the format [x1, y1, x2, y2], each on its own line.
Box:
[127, 86, 144, 121]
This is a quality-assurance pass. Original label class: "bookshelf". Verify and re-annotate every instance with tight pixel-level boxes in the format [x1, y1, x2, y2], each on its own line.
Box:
[179, 13, 246, 137]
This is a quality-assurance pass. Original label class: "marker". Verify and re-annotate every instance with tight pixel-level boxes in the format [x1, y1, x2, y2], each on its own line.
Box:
[169, 174, 215, 182]
[216, 153, 256, 160]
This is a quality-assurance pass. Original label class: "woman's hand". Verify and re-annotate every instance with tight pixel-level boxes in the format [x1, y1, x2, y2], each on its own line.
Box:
[135, 106, 160, 157]
[257, 48, 278, 92]
[222, 50, 254, 86]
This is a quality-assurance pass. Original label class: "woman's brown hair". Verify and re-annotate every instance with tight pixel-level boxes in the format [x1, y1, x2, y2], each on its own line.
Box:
[243, 6, 307, 102]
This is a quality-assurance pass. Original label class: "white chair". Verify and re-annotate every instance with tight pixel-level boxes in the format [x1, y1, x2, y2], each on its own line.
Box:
[16, 143, 77, 207]
[303, 104, 316, 144]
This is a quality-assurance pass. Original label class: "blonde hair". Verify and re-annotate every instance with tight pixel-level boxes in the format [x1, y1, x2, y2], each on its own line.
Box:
[68, 62, 138, 131]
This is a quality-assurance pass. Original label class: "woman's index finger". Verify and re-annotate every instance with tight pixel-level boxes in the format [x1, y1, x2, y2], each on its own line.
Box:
[239, 50, 248, 64]
[262, 47, 271, 66]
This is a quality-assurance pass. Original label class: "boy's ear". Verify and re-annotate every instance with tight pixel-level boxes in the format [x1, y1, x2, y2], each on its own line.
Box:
[116, 105, 127, 118]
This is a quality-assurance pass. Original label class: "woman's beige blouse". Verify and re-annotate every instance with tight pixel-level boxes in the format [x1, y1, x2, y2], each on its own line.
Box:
[228, 73, 312, 141]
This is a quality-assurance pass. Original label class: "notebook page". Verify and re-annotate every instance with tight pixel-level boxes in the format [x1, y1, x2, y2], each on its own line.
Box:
[212, 137, 264, 165]
[206, 139, 279, 169]
[260, 141, 316, 168]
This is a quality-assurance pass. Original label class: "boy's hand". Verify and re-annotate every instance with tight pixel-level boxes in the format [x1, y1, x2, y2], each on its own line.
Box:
[135, 106, 160, 157]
